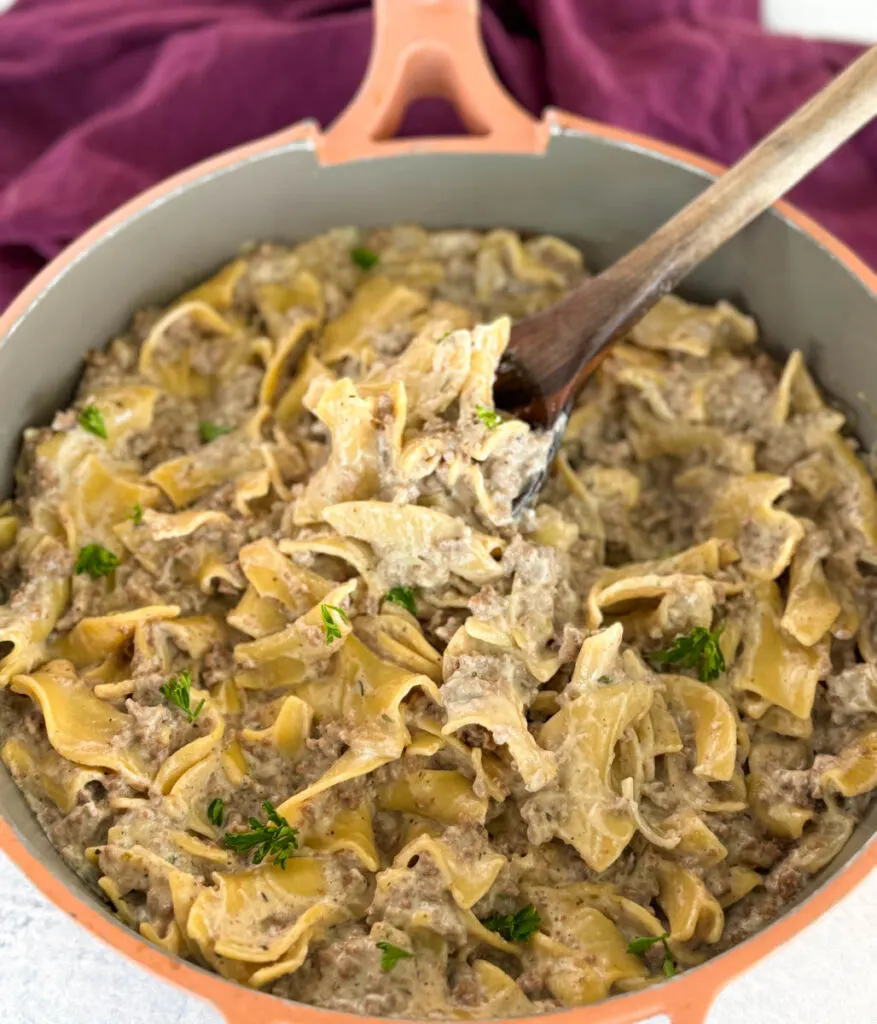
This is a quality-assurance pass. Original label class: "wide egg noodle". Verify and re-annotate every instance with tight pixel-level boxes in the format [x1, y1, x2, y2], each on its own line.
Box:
[0, 227, 876, 1017]
[521, 628, 653, 871]
[10, 659, 150, 785]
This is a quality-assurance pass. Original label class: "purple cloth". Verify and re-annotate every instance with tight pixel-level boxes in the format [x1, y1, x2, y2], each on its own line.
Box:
[1, 0, 874, 311]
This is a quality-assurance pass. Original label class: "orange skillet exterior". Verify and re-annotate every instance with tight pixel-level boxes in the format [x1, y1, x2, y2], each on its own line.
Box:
[0, 110, 875, 1024]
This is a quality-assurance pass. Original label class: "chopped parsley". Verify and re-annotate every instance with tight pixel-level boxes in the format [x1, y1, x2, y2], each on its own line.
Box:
[223, 800, 299, 868]
[128, 503, 144, 526]
[376, 941, 413, 972]
[207, 798, 225, 827]
[160, 669, 205, 724]
[650, 626, 725, 682]
[475, 404, 502, 430]
[78, 404, 107, 439]
[198, 421, 233, 443]
[320, 603, 349, 644]
[627, 933, 676, 978]
[74, 544, 119, 579]
[598, 674, 613, 684]
[385, 586, 416, 615]
[480, 904, 542, 943]
[351, 246, 380, 270]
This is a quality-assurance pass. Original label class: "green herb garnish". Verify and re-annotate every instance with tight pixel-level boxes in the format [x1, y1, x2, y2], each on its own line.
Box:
[207, 798, 225, 827]
[480, 904, 542, 943]
[128, 503, 143, 526]
[320, 603, 349, 644]
[627, 933, 676, 978]
[160, 668, 205, 724]
[385, 586, 416, 615]
[598, 675, 613, 684]
[376, 941, 413, 972]
[351, 246, 380, 270]
[78, 405, 107, 439]
[650, 626, 725, 682]
[223, 800, 299, 868]
[199, 421, 233, 443]
[475, 404, 502, 430]
[74, 544, 119, 579]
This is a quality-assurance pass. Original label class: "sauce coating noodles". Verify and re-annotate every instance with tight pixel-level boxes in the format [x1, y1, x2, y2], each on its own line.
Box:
[1, 225, 875, 1017]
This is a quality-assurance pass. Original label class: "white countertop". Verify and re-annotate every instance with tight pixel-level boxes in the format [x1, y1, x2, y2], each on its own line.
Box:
[0, 1, 876, 1021]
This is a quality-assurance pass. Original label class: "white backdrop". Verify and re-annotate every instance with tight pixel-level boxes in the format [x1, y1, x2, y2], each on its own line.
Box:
[764, 0, 877, 41]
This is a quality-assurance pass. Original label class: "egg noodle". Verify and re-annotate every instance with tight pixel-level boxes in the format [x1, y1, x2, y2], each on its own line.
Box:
[0, 225, 875, 1017]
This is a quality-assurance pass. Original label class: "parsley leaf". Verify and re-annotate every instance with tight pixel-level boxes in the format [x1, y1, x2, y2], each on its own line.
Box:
[351, 246, 380, 270]
[160, 669, 205, 724]
[199, 421, 233, 443]
[207, 798, 225, 827]
[376, 941, 413, 972]
[475, 404, 502, 430]
[74, 544, 119, 579]
[385, 586, 416, 615]
[223, 801, 299, 868]
[320, 603, 349, 644]
[598, 674, 613, 684]
[626, 935, 664, 956]
[128, 503, 143, 526]
[78, 405, 107, 439]
[650, 626, 725, 682]
[480, 904, 542, 942]
[627, 933, 676, 978]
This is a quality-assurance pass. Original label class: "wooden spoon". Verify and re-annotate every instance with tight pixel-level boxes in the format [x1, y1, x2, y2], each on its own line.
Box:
[496, 44, 877, 453]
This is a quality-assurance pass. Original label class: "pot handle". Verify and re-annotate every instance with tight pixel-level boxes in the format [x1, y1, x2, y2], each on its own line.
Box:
[318, 0, 549, 163]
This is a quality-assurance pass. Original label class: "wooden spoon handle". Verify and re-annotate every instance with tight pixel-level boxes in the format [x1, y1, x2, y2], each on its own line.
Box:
[513, 44, 877, 422]
[618, 43, 877, 292]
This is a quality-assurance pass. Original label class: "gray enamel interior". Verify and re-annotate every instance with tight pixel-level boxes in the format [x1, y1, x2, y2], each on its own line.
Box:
[0, 124, 875, 1008]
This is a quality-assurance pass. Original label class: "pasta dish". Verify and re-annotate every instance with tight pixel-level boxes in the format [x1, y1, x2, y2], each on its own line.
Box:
[0, 225, 875, 1017]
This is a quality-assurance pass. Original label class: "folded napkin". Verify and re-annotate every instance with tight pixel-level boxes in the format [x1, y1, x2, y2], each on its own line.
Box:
[1, 0, 874, 311]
